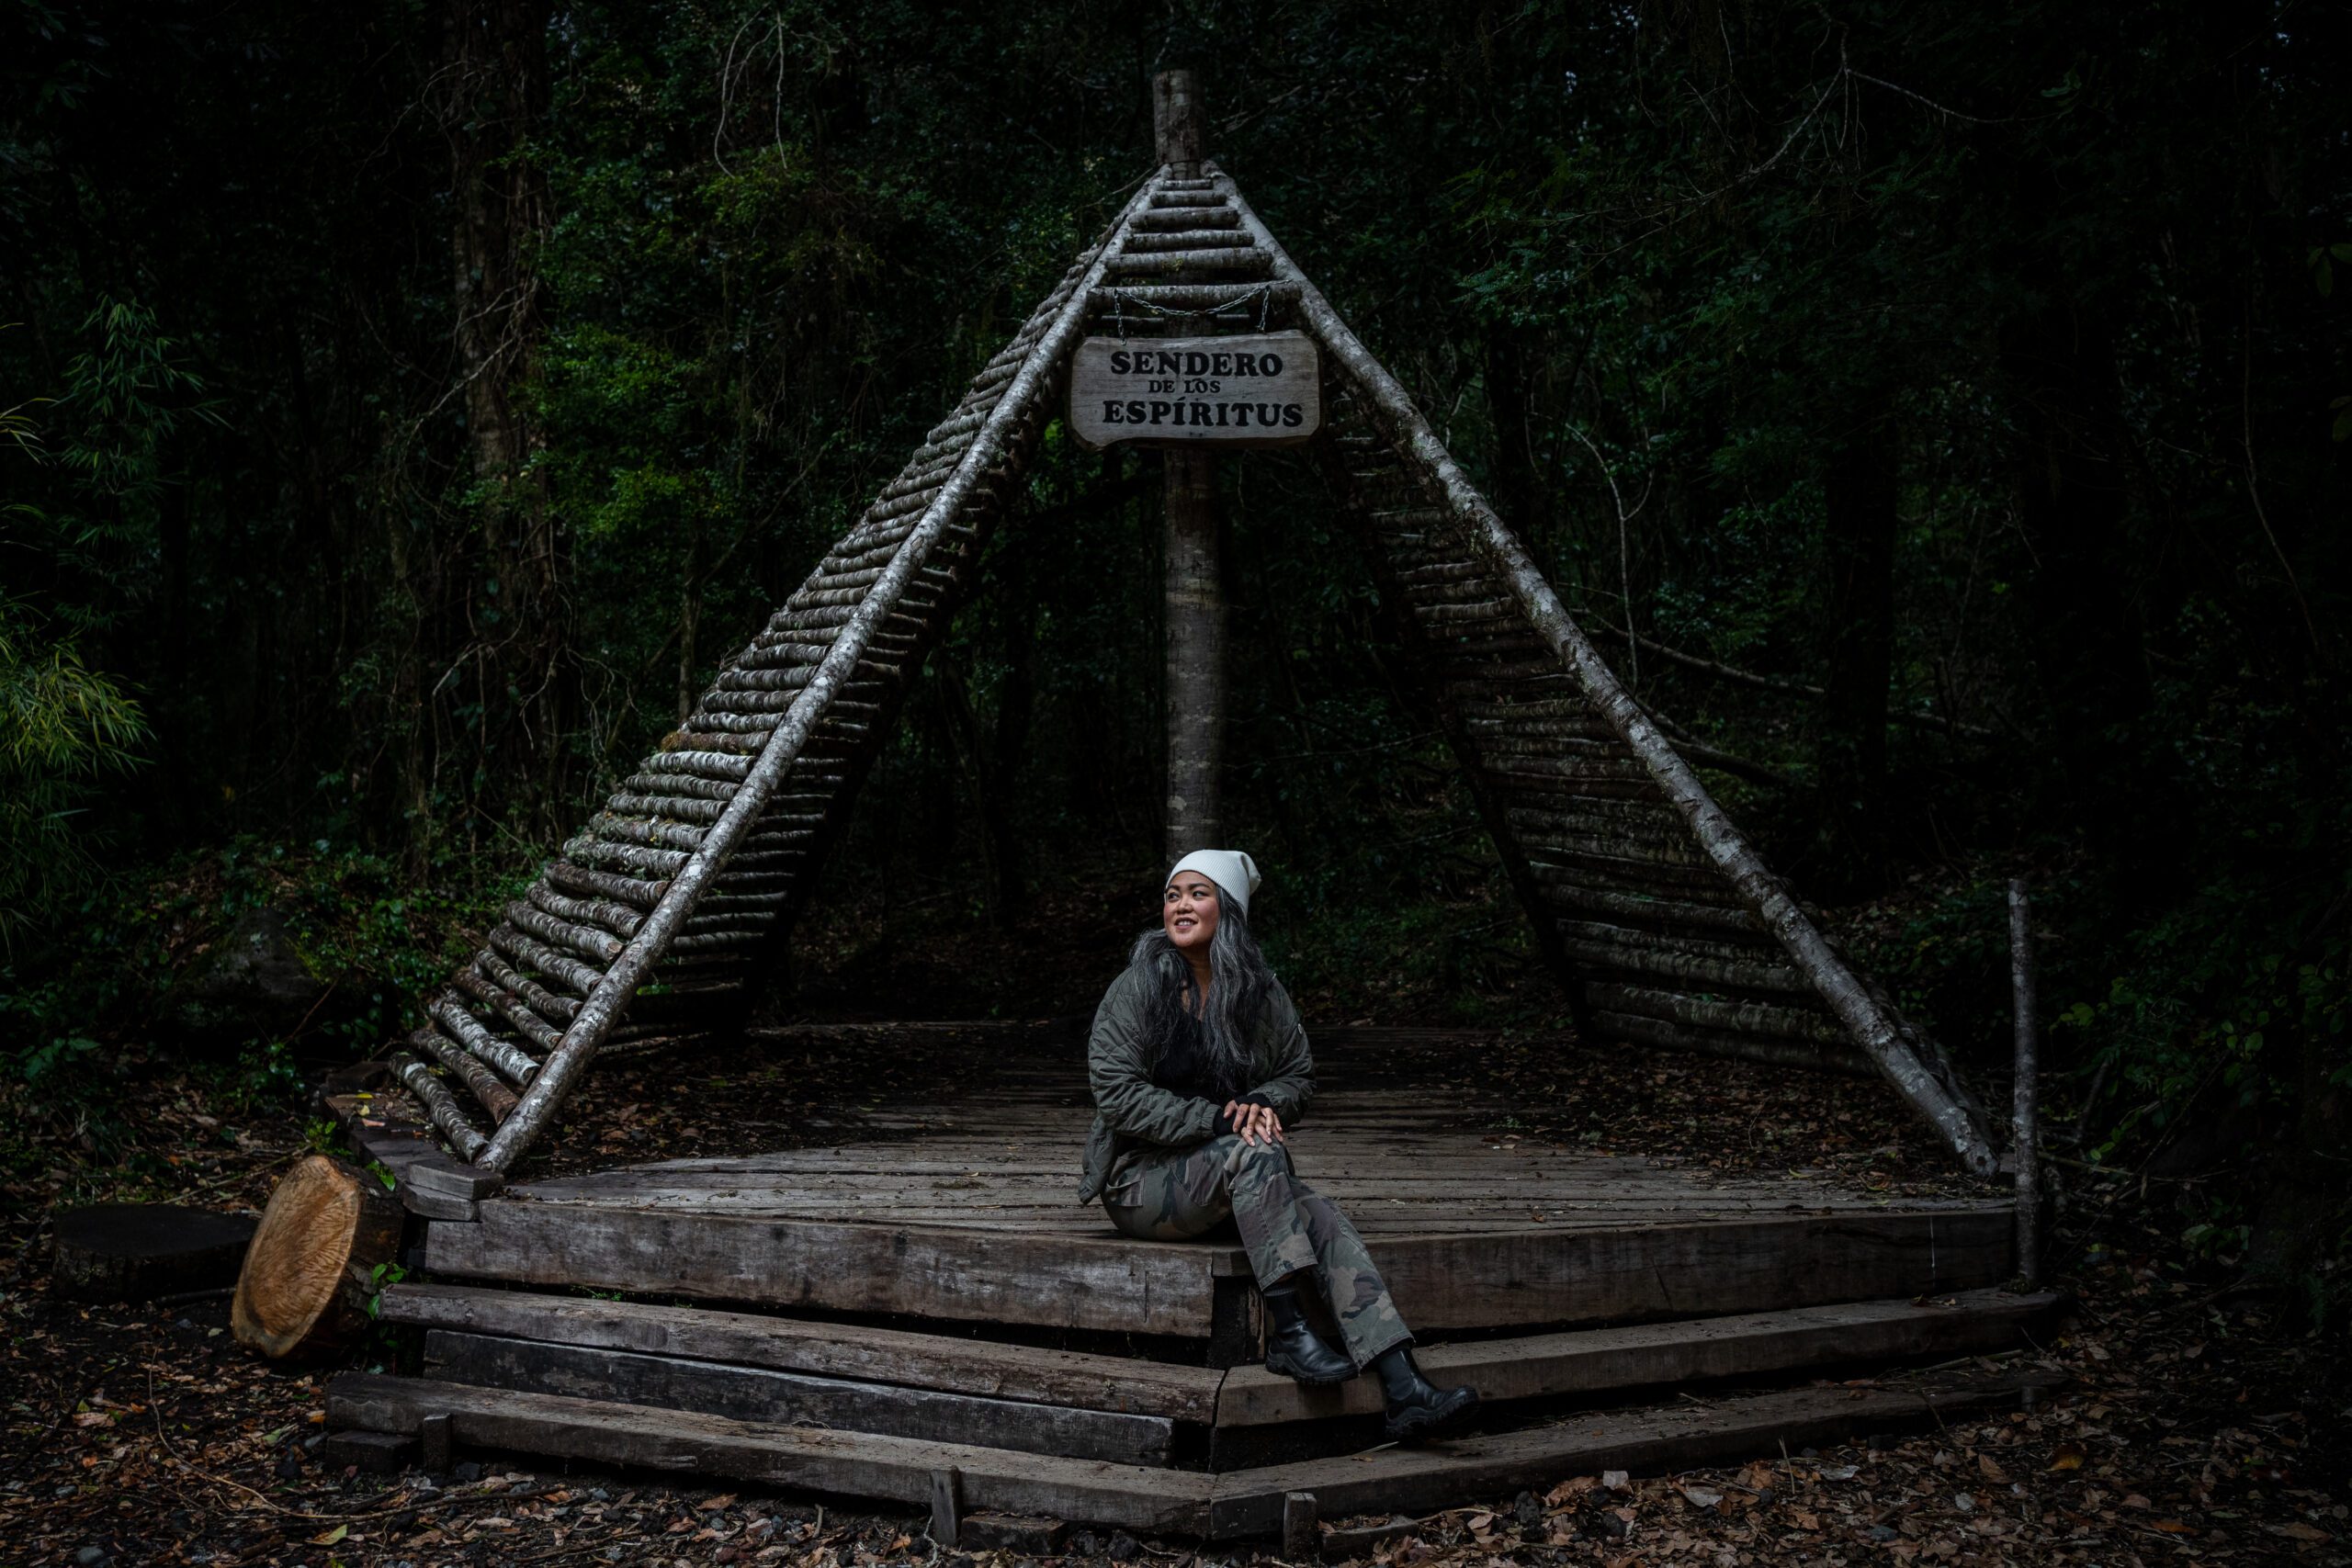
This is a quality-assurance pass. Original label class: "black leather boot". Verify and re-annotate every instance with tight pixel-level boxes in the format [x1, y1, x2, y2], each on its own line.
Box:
[1261, 1283, 1357, 1386]
[1373, 1343, 1479, 1443]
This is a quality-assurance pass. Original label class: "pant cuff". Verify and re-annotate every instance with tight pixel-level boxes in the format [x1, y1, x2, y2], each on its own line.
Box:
[1351, 1328, 1413, 1370]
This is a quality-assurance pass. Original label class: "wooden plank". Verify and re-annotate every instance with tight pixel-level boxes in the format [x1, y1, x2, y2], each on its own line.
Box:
[517, 1164, 1879, 1197]
[426, 1203, 2008, 1338]
[483, 1199, 1889, 1226]
[323, 1374, 1214, 1534]
[379, 1282, 1223, 1422]
[422, 1330, 1177, 1466]
[1215, 1287, 2058, 1426]
[1202, 1373, 2064, 1539]
[424, 1201, 1225, 1336]
[1365, 1209, 2014, 1331]
[325, 1369, 2058, 1537]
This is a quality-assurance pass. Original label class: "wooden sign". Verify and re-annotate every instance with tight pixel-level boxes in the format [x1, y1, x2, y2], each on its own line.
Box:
[1069, 332, 1321, 449]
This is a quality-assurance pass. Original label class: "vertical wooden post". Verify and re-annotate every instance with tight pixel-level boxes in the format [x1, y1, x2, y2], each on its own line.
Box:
[419, 1411, 453, 1473]
[1283, 1491, 1320, 1560]
[1164, 449, 1225, 860]
[1155, 68, 1226, 863]
[1153, 69, 1204, 175]
[2008, 877, 2041, 1284]
[928, 1465, 963, 1548]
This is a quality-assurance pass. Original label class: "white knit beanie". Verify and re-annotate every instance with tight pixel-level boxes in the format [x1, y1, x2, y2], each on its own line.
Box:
[1166, 849, 1262, 918]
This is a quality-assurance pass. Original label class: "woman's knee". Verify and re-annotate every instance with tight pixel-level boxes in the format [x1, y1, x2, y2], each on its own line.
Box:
[1102, 1187, 1231, 1242]
[1221, 1134, 1290, 1179]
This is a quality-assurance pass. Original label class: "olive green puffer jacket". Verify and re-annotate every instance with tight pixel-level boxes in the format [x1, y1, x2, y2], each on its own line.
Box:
[1077, 964, 1316, 1203]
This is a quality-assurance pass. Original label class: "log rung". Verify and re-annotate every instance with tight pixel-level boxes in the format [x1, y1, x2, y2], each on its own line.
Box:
[393, 1047, 501, 1150]
[424, 997, 543, 1089]
[475, 951, 580, 1022]
[452, 968, 566, 1054]
[528, 881, 646, 937]
[543, 860, 671, 908]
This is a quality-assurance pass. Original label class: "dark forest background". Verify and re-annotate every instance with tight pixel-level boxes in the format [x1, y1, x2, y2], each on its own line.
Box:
[2, 2, 2346, 1303]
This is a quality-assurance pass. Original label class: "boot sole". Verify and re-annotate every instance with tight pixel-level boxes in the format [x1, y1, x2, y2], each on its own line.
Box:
[1386, 1390, 1481, 1444]
[1263, 1352, 1357, 1387]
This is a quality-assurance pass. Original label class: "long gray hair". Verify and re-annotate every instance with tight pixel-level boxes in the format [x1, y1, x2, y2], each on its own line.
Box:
[1128, 891, 1277, 1100]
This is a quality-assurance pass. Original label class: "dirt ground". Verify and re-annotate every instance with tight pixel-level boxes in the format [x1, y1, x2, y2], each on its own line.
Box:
[3, 908, 2346, 1568]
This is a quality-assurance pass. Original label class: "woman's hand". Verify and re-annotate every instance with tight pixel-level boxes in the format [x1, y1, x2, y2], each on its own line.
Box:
[1224, 1100, 1284, 1146]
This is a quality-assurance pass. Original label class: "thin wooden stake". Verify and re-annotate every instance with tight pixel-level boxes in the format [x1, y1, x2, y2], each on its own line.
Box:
[1283, 1491, 1319, 1560]
[928, 1466, 963, 1548]
[2008, 877, 2041, 1284]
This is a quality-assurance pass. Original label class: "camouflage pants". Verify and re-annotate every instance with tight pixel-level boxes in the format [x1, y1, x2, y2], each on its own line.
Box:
[1102, 1134, 1410, 1368]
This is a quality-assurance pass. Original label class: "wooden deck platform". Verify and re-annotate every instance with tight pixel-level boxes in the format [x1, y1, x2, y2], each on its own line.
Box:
[334, 1032, 2047, 1534]
[420, 1043, 2014, 1340]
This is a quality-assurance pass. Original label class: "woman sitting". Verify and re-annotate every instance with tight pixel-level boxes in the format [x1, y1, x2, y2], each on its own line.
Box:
[1079, 849, 1480, 1443]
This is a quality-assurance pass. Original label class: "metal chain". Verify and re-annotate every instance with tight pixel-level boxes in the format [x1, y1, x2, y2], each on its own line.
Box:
[1102, 282, 1276, 337]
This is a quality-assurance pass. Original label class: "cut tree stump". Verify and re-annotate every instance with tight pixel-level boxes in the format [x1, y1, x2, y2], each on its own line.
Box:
[233, 1155, 404, 1360]
[51, 1204, 258, 1303]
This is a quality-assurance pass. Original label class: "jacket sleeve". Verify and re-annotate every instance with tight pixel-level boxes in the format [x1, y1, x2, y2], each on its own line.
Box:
[1088, 970, 1220, 1148]
[1244, 982, 1316, 1126]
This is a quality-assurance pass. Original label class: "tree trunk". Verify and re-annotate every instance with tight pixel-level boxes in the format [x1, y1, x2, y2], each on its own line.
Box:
[989, 547, 1035, 906]
[677, 509, 705, 725]
[1483, 329, 1541, 537]
[2000, 302, 2175, 908]
[1155, 69, 1225, 865]
[1816, 410, 1897, 894]
[232, 1156, 404, 1361]
[1163, 448, 1226, 862]
[435, 0, 563, 821]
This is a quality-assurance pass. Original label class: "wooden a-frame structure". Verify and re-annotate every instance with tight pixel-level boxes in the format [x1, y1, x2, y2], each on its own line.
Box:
[388, 160, 1998, 1183]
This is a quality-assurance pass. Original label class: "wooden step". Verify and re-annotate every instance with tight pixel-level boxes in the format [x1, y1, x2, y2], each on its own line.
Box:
[1216, 1286, 2057, 1427]
[327, 1372, 1215, 1533]
[1203, 1371, 2064, 1539]
[423, 1202, 2014, 1337]
[420, 1328, 1177, 1466]
[324, 1369, 2064, 1539]
[379, 1281, 1223, 1422]
[379, 1281, 2052, 1438]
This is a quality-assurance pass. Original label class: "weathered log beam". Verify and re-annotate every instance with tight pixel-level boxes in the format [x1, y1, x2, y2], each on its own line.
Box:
[405, 1027, 518, 1122]
[1088, 283, 1300, 313]
[1585, 982, 1848, 1044]
[1224, 166, 1995, 1172]
[505, 899, 625, 965]
[1588, 1011, 1874, 1077]
[473, 174, 1170, 1173]
[527, 882, 643, 939]
[452, 967, 566, 1054]
[1104, 250, 1272, 277]
[476, 951, 579, 1022]
[1560, 936, 1810, 996]
[487, 924, 606, 998]
[424, 995, 543, 1086]
[390, 1052, 491, 1161]
[545, 860, 669, 908]
[1122, 229, 1256, 252]
[1132, 205, 1239, 229]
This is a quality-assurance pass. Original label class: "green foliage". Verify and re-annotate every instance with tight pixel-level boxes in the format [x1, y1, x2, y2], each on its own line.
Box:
[0, 838, 526, 1148]
[0, 601, 152, 948]
[303, 1117, 352, 1157]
